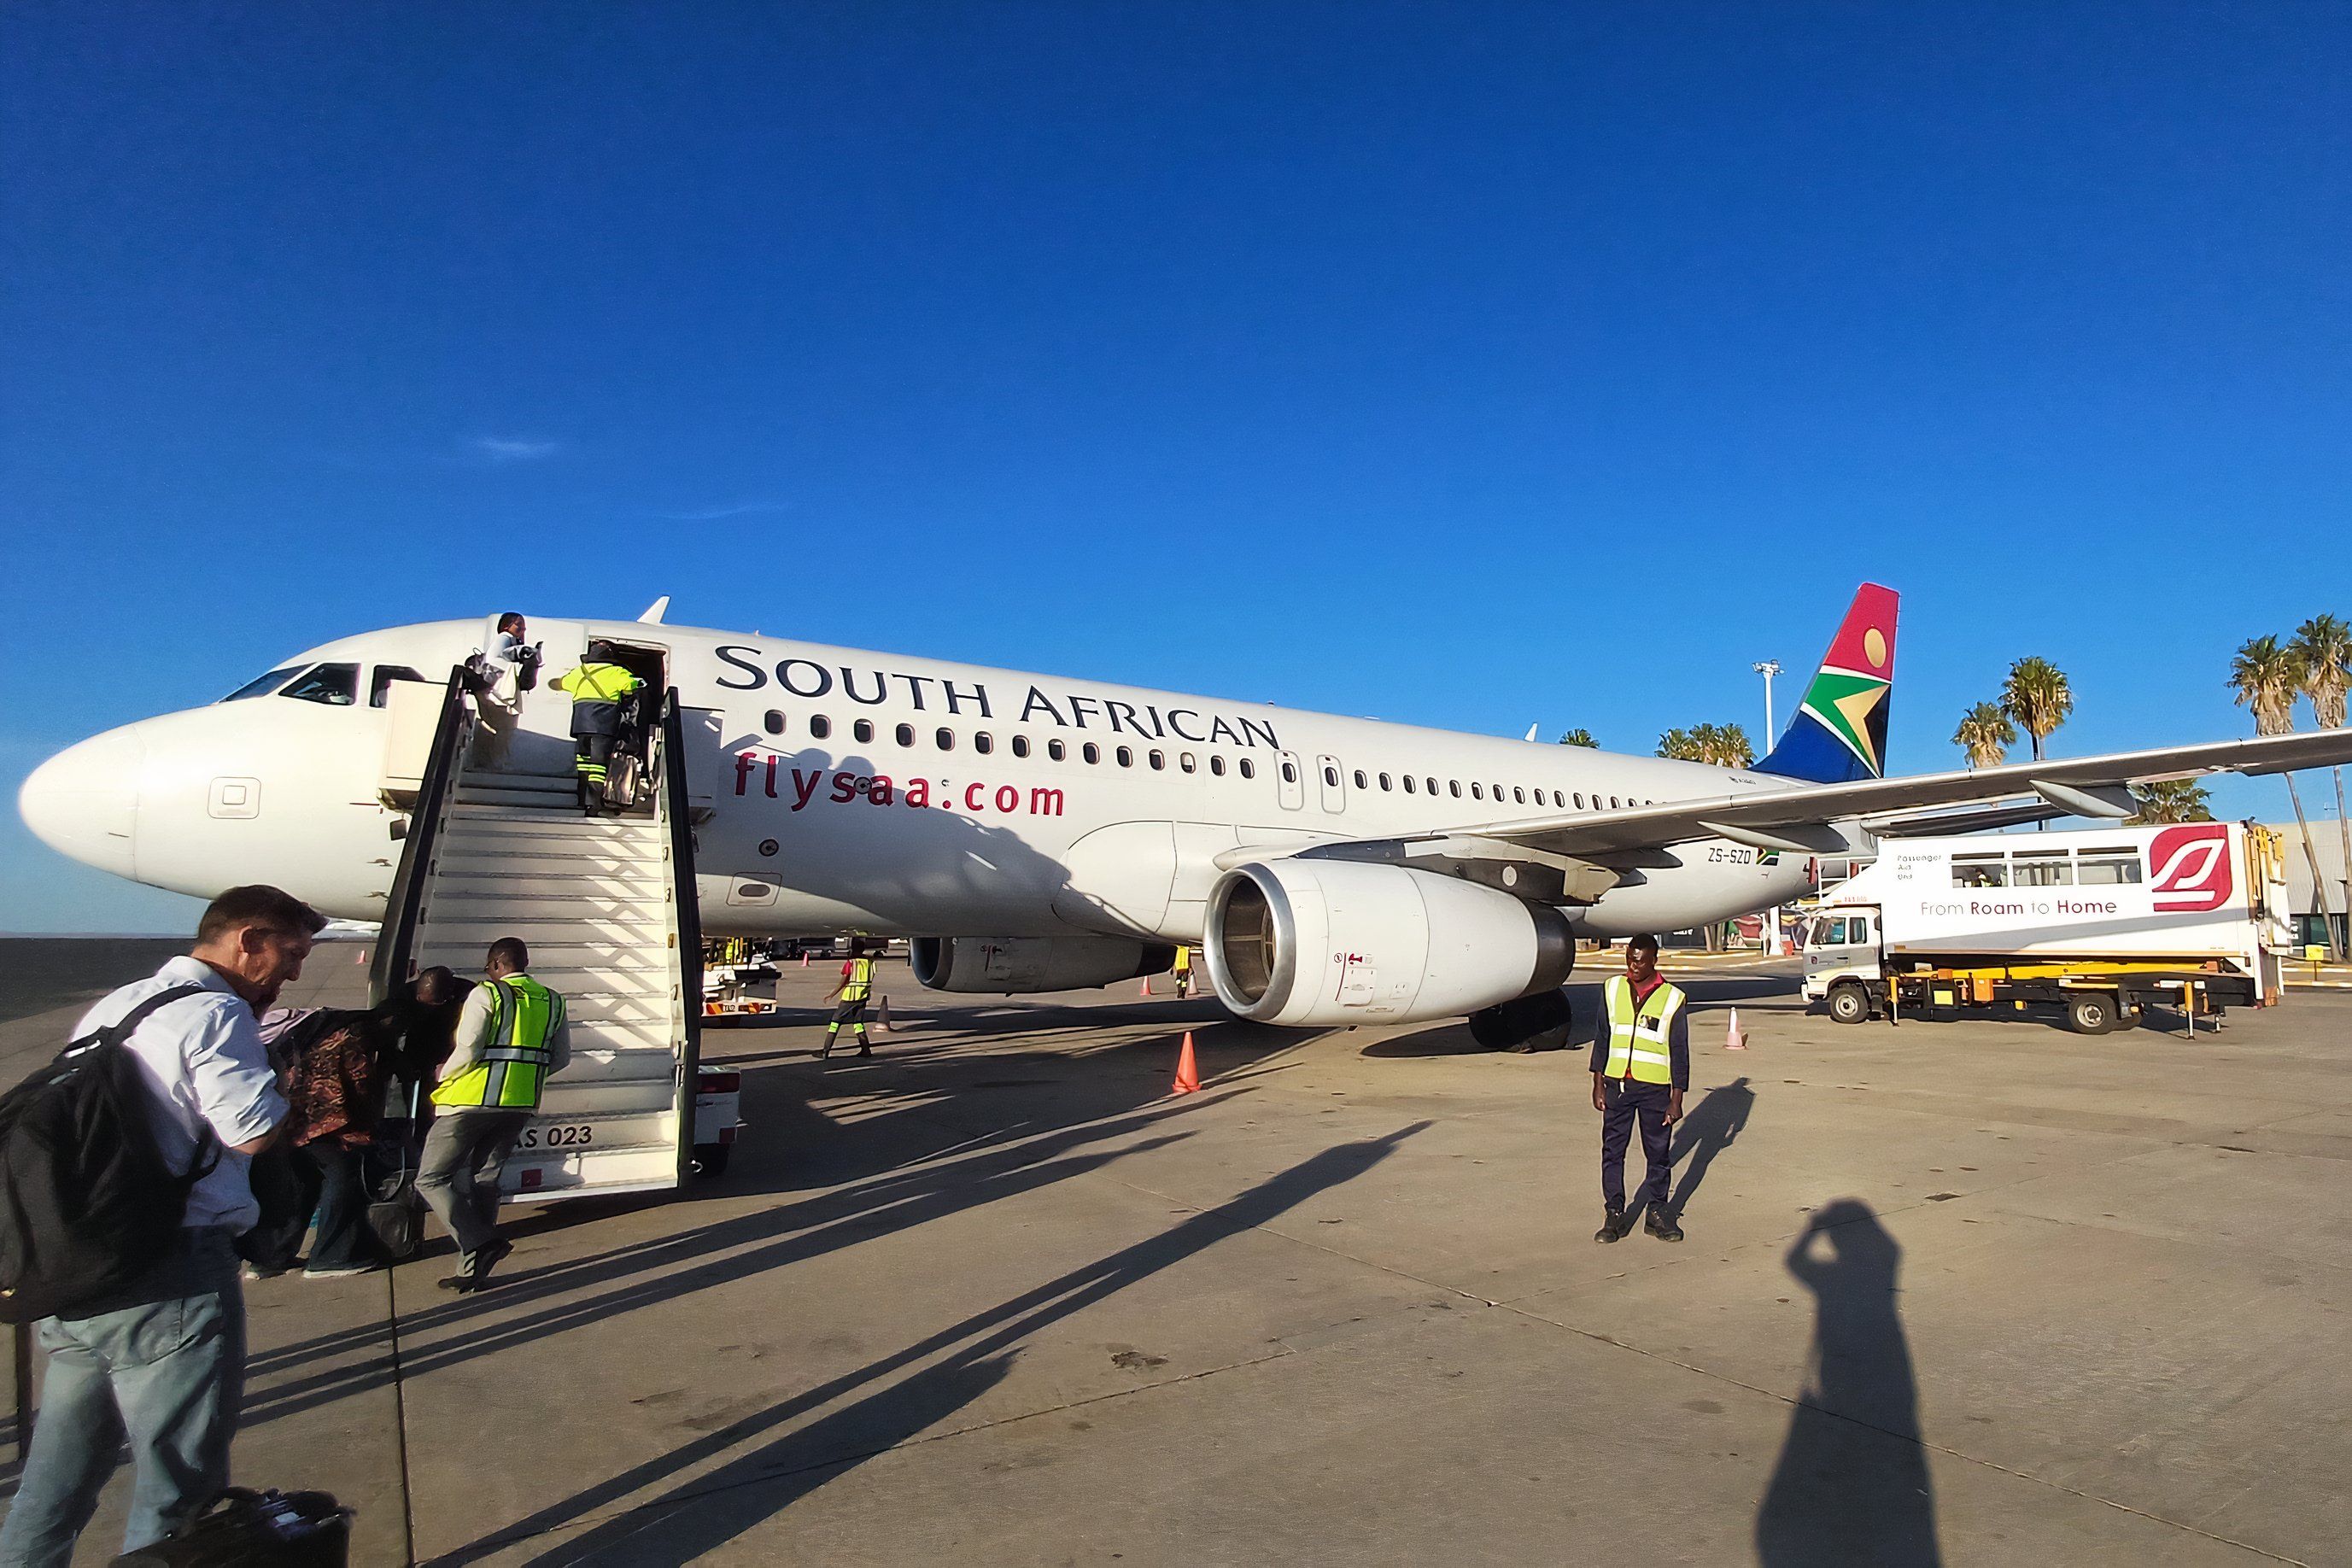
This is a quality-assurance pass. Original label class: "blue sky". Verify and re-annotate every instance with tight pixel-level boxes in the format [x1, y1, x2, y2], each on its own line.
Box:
[5, 3, 2349, 932]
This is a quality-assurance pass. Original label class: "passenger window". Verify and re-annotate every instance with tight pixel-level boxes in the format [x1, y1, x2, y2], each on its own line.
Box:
[1951, 854, 2008, 889]
[280, 664, 359, 706]
[1011, 735, 1031, 758]
[1574, 793, 1584, 809]
[809, 715, 832, 740]
[1116, 746, 1133, 767]
[1239, 758, 1256, 780]
[1449, 781, 1462, 798]
[2013, 852, 2071, 887]
[975, 732, 994, 755]
[1403, 775, 1417, 794]
[1323, 764, 1339, 787]
[1425, 777, 1436, 794]
[370, 665, 429, 707]
[896, 723, 915, 746]
[1471, 783, 1483, 800]
[852, 718, 875, 743]
[1513, 787, 1526, 804]
[936, 728, 955, 751]
[225, 666, 301, 701]
[1149, 749, 1165, 769]
[1182, 753, 1197, 773]
[1209, 756, 1225, 776]
[1048, 739, 1067, 761]
[2078, 851, 2142, 885]
[1354, 769, 1368, 789]
[1609, 795, 1619, 808]
[1281, 760, 1298, 784]
[1084, 743, 1101, 764]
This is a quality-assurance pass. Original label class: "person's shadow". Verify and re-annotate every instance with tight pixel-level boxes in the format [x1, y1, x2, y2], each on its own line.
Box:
[1756, 1199, 1942, 1566]
[1669, 1075, 1752, 1215]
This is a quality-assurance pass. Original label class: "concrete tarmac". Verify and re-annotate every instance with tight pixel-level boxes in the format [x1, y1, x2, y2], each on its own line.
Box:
[2, 939, 2346, 1565]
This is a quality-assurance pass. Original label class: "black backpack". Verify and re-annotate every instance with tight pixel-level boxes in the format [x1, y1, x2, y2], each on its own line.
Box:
[109, 1487, 351, 1566]
[0, 986, 221, 1323]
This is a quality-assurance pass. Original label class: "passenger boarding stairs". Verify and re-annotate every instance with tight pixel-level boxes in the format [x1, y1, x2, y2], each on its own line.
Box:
[372, 673, 704, 1201]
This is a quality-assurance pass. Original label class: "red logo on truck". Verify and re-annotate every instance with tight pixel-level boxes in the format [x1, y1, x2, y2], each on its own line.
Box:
[2150, 824, 2232, 912]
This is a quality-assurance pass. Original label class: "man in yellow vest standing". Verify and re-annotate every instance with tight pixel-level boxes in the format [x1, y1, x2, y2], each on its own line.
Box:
[552, 641, 646, 814]
[1589, 933, 1689, 1244]
[1172, 944, 1194, 999]
[418, 937, 570, 1292]
[820, 939, 878, 1060]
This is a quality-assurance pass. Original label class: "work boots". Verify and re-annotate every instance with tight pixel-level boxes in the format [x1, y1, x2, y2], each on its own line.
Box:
[1594, 1209, 1635, 1243]
[1645, 1207, 1685, 1243]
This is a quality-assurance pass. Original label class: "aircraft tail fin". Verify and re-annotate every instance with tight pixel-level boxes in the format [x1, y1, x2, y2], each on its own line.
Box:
[1755, 583, 1899, 784]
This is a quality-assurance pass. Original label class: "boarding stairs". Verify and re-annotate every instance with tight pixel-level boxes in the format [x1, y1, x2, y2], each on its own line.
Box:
[372, 673, 704, 1201]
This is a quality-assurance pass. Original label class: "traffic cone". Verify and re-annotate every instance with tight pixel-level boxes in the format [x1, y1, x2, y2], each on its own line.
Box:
[800, 951, 809, 967]
[1171, 1032, 1202, 1094]
[1724, 1008, 1748, 1050]
[875, 994, 893, 1033]
[1140, 976, 1151, 997]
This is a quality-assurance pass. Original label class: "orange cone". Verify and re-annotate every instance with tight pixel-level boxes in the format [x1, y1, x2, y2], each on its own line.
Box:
[875, 994, 893, 1033]
[1171, 1031, 1202, 1094]
[800, 951, 809, 967]
[1724, 1007, 1748, 1051]
[1140, 976, 1151, 997]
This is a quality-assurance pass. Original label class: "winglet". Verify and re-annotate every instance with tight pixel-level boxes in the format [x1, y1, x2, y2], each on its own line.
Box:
[638, 596, 670, 624]
[1756, 584, 1899, 784]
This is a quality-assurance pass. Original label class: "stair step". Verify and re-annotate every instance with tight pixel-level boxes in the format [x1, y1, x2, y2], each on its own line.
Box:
[409, 921, 675, 950]
[445, 804, 670, 828]
[430, 888, 671, 910]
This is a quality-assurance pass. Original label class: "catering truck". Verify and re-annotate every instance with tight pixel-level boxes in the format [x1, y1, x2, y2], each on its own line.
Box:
[1801, 821, 2291, 1033]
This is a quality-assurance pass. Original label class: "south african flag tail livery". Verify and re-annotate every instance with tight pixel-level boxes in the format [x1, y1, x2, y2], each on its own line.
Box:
[1757, 582, 1899, 785]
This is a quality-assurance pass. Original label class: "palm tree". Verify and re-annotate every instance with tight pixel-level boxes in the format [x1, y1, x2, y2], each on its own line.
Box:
[1655, 728, 1702, 761]
[1951, 701, 2016, 769]
[1700, 722, 1756, 768]
[2126, 779, 2214, 825]
[2230, 635, 2337, 955]
[1558, 728, 1597, 748]
[1999, 657, 2073, 764]
[2290, 613, 2351, 957]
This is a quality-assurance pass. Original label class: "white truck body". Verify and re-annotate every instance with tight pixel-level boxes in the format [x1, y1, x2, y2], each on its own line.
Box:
[1802, 821, 2291, 1015]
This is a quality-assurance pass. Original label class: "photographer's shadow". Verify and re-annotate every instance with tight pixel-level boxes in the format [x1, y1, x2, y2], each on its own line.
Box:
[1756, 1199, 1942, 1566]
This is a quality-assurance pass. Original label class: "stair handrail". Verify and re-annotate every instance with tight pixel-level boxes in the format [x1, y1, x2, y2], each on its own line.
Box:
[369, 665, 476, 1006]
[657, 687, 705, 1185]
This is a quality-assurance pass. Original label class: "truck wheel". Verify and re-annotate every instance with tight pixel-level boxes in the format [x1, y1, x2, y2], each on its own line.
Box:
[690, 1144, 732, 1179]
[2066, 994, 2116, 1035]
[1827, 983, 1870, 1026]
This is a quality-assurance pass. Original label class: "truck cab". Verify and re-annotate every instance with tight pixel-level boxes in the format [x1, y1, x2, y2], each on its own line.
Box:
[1802, 905, 1883, 1022]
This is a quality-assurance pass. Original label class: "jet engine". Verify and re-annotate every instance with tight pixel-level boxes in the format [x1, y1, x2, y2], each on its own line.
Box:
[1203, 859, 1575, 1028]
[910, 935, 1175, 995]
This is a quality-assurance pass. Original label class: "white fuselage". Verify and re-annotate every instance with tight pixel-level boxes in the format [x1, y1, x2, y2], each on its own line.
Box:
[20, 615, 1817, 942]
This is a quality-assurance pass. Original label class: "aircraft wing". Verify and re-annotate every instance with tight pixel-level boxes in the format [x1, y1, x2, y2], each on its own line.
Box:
[1337, 728, 2352, 869]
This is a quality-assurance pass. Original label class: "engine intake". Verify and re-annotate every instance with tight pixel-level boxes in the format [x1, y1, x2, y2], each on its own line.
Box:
[1204, 860, 1575, 1027]
[910, 935, 1174, 995]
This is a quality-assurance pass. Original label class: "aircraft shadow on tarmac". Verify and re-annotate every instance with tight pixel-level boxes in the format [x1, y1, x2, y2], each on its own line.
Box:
[418, 1122, 1431, 1566]
[1755, 1198, 1942, 1567]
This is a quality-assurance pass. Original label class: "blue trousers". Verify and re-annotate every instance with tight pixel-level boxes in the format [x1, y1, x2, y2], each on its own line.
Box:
[0, 1228, 245, 1567]
[1599, 1077, 1675, 1214]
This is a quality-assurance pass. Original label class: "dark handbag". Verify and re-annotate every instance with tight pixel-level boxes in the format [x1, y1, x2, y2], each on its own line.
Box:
[364, 1084, 427, 1263]
[109, 1487, 351, 1565]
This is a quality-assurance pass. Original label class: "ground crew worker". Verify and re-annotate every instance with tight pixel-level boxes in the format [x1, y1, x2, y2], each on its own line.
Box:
[551, 641, 645, 813]
[821, 939, 878, 1060]
[1173, 945, 1194, 999]
[417, 937, 570, 1292]
[1588, 933, 1690, 1243]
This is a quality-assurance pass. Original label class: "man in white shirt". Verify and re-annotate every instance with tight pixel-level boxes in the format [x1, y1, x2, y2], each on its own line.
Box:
[0, 886, 320, 1568]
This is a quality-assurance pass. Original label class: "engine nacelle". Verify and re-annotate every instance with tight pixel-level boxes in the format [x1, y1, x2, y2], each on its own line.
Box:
[1203, 859, 1576, 1027]
[910, 935, 1174, 995]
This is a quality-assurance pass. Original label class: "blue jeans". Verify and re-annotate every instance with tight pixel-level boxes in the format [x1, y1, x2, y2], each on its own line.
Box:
[0, 1228, 245, 1566]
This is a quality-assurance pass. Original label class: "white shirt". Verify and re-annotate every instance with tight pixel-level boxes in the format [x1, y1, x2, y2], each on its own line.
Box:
[73, 956, 289, 1232]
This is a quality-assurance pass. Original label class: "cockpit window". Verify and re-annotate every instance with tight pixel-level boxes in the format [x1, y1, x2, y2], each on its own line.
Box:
[279, 664, 360, 706]
[370, 665, 430, 708]
[224, 667, 301, 701]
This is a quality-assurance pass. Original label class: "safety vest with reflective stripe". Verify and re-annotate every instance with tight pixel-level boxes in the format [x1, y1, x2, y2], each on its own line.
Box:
[554, 663, 643, 704]
[841, 957, 874, 1003]
[1603, 974, 1686, 1085]
[433, 974, 565, 1110]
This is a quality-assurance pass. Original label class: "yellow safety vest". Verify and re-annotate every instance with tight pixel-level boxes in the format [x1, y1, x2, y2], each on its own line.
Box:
[1602, 974, 1685, 1085]
[841, 957, 874, 1003]
[554, 663, 642, 704]
[434, 974, 565, 1110]
[1173, 946, 1191, 973]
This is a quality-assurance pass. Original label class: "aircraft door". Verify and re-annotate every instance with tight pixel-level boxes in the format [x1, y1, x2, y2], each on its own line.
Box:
[1317, 753, 1346, 814]
[1276, 750, 1304, 810]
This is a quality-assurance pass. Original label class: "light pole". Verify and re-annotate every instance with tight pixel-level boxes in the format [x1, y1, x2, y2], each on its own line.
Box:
[1752, 660, 1782, 740]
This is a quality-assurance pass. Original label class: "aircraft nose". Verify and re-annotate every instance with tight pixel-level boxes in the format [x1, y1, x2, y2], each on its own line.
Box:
[19, 724, 144, 880]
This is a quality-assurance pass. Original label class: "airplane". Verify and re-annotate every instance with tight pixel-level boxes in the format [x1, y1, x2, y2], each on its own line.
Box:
[21, 584, 2352, 1044]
